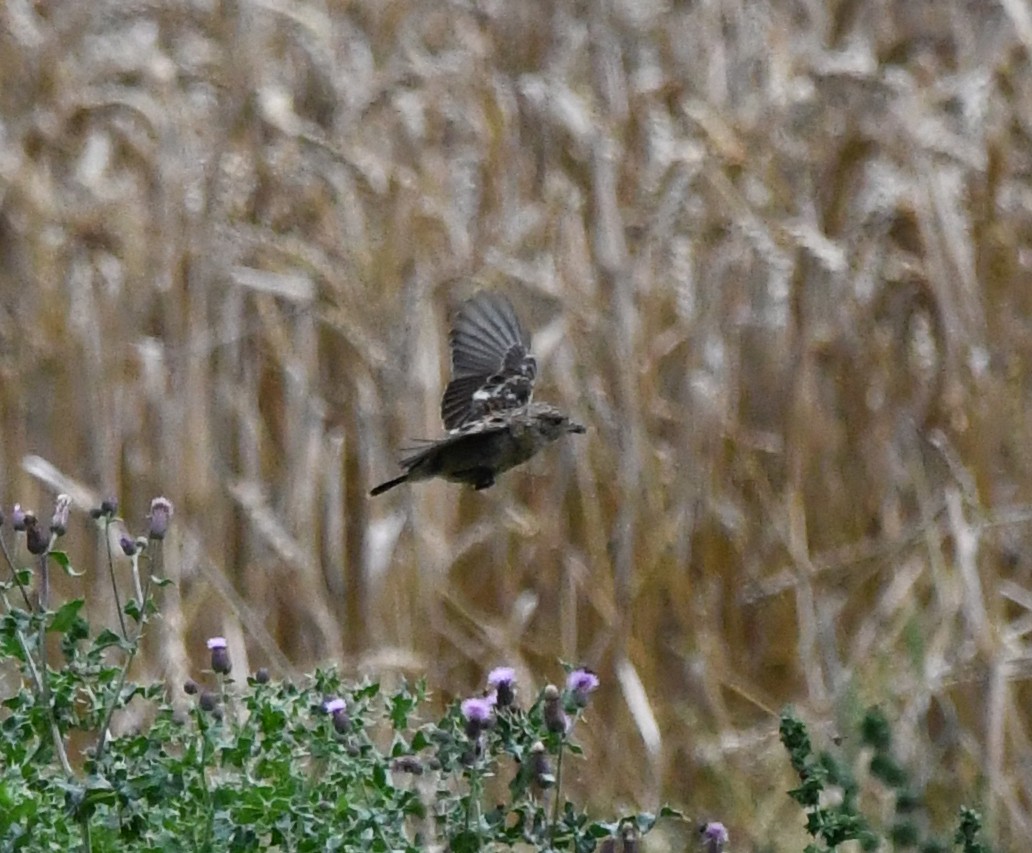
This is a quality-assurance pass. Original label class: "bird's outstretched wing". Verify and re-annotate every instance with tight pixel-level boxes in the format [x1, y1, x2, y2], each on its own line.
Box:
[441, 292, 537, 429]
[399, 413, 509, 469]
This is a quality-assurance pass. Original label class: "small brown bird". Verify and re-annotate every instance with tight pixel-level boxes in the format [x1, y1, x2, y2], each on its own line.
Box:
[370, 293, 584, 496]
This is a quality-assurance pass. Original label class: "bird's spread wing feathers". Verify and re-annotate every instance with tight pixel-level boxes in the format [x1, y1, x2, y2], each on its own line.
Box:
[449, 293, 528, 376]
[440, 375, 491, 430]
[442, 293, 537, 429]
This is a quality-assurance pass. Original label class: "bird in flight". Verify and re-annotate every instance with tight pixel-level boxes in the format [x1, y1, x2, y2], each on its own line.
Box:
[370, 292, 585, 496]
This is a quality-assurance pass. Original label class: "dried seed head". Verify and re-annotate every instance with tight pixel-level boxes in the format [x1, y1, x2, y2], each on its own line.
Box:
[49, 494, 72, 536]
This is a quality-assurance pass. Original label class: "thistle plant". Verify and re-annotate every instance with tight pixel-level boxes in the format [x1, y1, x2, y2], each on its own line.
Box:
[780, 707, 993, 853]
[0, 494, 173, 849]
[0, 494, 687, 851]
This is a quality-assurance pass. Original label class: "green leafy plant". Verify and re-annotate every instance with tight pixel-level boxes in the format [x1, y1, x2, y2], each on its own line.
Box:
[780, 707, 992, 853]
[0, 495, 687, 851]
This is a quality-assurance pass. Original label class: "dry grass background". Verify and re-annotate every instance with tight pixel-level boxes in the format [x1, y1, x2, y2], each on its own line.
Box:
[2, 0, 1032, 848]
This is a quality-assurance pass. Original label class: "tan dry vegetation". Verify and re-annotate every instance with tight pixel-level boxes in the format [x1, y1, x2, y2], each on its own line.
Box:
[2, 0, 1032, 848]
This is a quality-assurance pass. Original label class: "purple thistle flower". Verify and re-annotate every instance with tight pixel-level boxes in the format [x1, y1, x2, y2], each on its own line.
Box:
[487, 666, 517, 708]
[119, 535, 137, 557]
[324, 698, 346, 714]
[700, 822, 729, 853]
[324, 697, 350, 733]
[461, 696, 493, 721]
[206, 637, 231, 675]
[487, 666, 515, 687]
[148, 497, 174, 540]
[461, 696, 494, 739]
[566, 667, 600, 708]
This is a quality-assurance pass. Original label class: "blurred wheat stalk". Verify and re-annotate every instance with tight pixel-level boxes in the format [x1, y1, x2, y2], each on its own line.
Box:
[1, 1, 1031, 848]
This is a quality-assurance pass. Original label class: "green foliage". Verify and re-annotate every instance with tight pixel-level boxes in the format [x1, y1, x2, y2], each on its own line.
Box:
[780, 708, 992, 853]
[0, 505, 682, 851]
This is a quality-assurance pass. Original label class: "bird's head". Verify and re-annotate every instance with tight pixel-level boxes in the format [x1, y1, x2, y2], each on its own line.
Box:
[531, 406, 586, 441]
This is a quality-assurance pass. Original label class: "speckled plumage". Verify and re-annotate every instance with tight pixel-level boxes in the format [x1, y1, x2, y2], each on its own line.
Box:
[371, 294, 584, 496]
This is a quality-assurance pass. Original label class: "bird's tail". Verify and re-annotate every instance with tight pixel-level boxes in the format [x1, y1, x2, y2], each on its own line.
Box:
[370, 473, 409, 496]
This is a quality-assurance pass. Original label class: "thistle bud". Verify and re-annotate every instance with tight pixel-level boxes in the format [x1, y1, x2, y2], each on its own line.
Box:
[199, 691, 218, 712]
[119, 535, 137, 557]
[254, 667, 270, 684]
[24, 514, 48, 555]
[207, 637, 231, 675]
[147, 497, 174, 540]
[542, 685, 568, 734]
